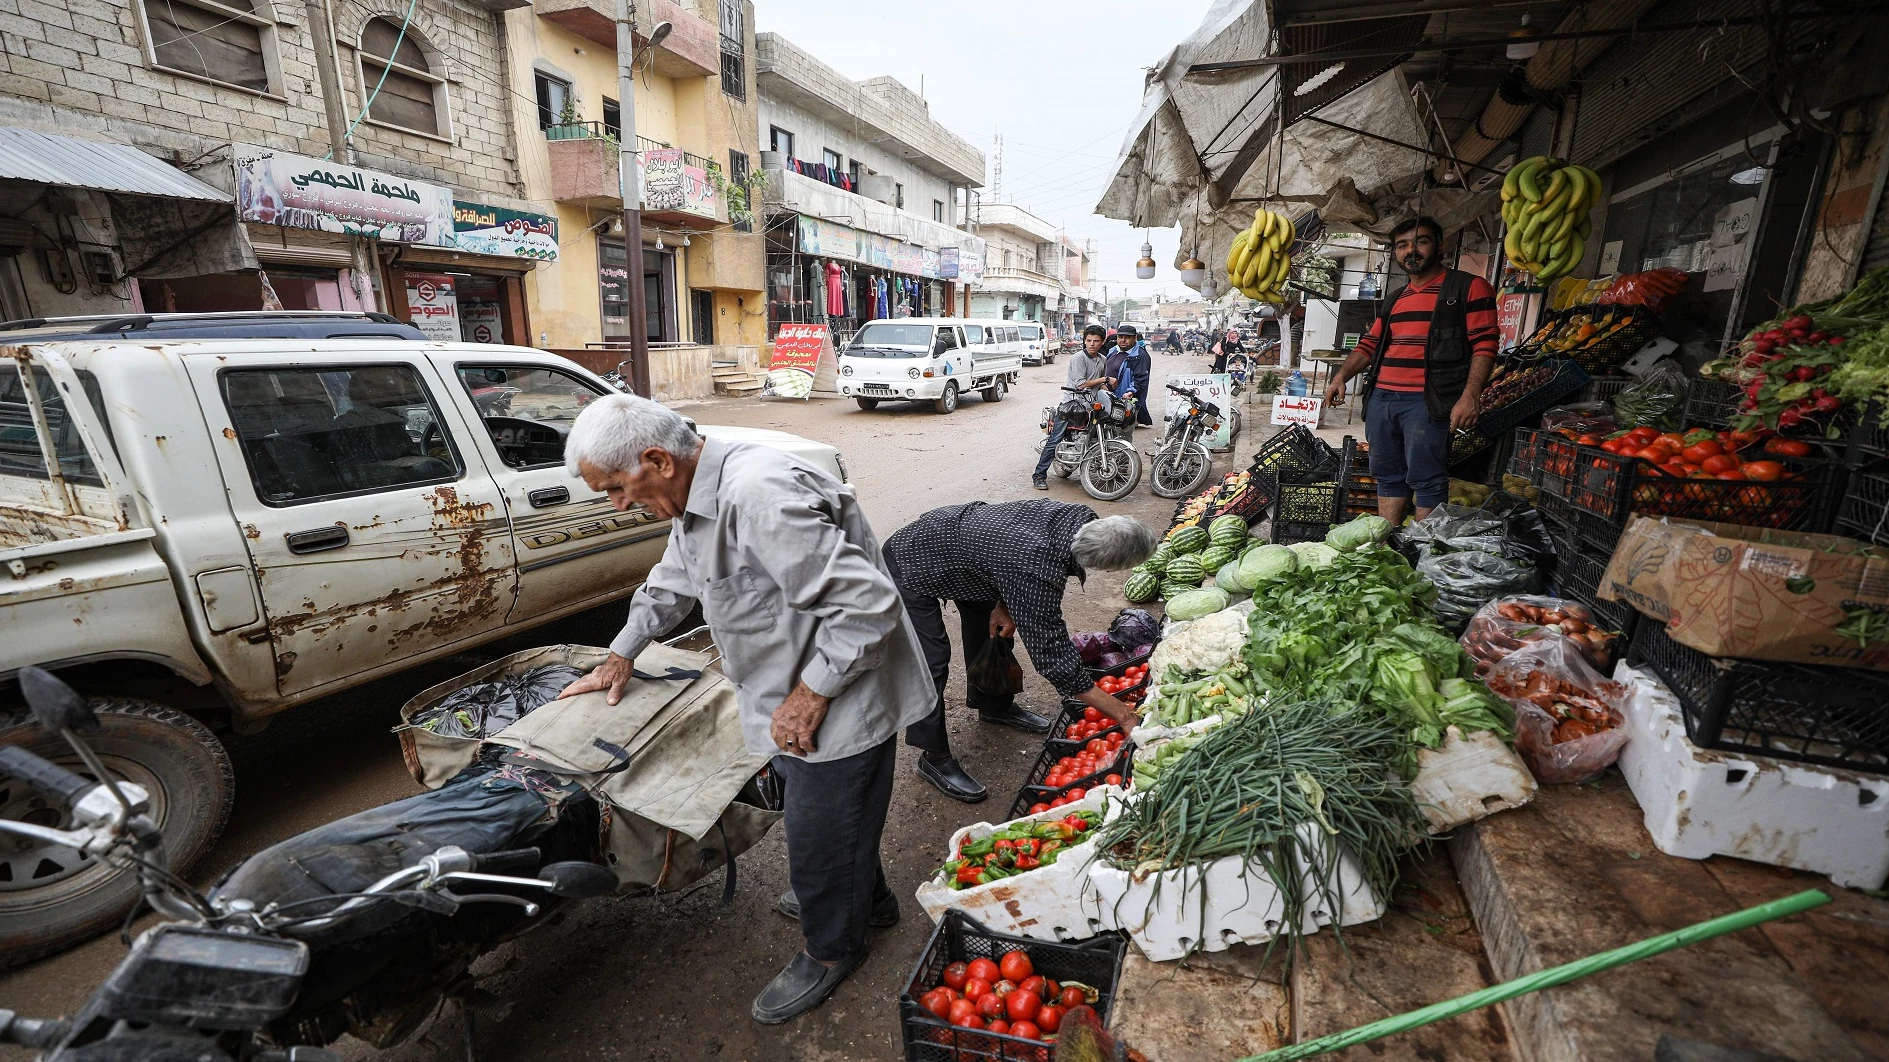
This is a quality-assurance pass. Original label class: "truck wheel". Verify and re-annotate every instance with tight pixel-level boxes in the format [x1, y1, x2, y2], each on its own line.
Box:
[932, 382, 959, 415]
[854, 397, 880, 411]
[981, 378, 1006, 403]
[0, 698, 232, 968]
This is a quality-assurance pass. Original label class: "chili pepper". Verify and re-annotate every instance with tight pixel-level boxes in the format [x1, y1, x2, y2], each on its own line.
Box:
[955, 863, 982, 886]
[1014, 855, 1041, 870]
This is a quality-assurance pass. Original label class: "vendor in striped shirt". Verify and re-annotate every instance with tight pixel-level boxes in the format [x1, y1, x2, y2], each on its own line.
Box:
[1322, 216, 1499, 523]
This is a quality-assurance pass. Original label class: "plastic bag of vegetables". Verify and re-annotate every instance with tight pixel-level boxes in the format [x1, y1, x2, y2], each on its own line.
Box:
[1612, 360, 1688, 431]
[1459, 596, 1619, 674]
[1486, 637, 1629, 784]
[1417, 549, 1539, 631]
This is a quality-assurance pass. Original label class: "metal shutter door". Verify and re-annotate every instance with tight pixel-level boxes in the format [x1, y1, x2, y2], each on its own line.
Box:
[1863, 184, 1889, 276]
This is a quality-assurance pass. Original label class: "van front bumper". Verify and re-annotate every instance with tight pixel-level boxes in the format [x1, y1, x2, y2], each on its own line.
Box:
[839, 378, 948, 400]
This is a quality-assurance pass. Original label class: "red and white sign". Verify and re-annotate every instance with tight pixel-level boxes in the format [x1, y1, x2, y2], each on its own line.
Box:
[764, 323, 829, 399]
[404, 273, 459, 341]
[1270, 394, 1324, 428]
[460, 301, 502, 344]
[1496, 291, 1532, 351]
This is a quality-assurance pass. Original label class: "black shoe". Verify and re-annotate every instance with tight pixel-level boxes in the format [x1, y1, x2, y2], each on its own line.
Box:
[751, 949, 865, 1024]
[978, 706, 1053, 734]
[777, 888, 901, 928]
[1033, 476, 1049, 490]
[916, 754, 988, 803]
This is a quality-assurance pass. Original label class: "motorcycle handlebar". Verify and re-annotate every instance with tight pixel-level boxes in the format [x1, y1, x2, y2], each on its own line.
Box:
[0, 745, 94, 808]
[470, 848, 541, 873]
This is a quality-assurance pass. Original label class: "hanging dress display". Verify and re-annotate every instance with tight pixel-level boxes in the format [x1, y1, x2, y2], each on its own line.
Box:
[825, 260, 844, 317]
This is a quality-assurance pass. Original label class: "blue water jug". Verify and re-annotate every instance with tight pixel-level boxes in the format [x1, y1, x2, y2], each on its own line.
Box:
[1285, 370, 1308, 397]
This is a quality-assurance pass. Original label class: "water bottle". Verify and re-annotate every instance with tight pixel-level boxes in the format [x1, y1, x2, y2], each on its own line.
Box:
[1285, 370, 1308, 397]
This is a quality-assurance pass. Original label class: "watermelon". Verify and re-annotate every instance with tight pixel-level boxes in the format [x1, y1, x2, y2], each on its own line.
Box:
[1159, 580, 1196, 601]
[1124, 570, 1160, 603]
[1167, 587, 1230, 621]
[1197, 545, 1234, 573]
[1145, 542, 1175, 573]
[1162, 555, 1205, 586]
[1168, 525, 1210, 555]
[1208, 514, 1248, 549]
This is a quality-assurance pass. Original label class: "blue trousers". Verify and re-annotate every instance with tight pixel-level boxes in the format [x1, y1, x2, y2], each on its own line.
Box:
[1366, 389, 1451, 509]
[1034, 417, 1071, 480]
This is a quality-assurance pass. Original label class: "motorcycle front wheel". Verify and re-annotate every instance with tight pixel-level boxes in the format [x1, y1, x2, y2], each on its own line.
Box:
[1081, 439, 1142, 501]
[1151, 440, 1214, 498]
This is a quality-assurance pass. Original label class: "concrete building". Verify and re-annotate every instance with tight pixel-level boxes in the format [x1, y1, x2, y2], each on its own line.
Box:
[966, 202, 1096, 338]
[754, 32, 985, 337]
[502, 0, 767, 398]
[0, 0, 555, 342]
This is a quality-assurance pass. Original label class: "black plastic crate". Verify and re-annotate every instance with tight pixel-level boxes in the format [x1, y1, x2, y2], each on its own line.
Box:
[1560, 442, 1839, 532]
[1476, 357, 1593, 439]
[1536, 490, 1621, 557]
[1834, 470, 1889, 547]
[1047, 700, 1128, 746]
[1511, 427, 1550, 476]
[1626, 619, 1889, 773]
[1082, 649, 1153, 685]
[1249, 424, 1337, 478]
[901, 910, 1129, 1062]
[1582, 375, 1634, 407]
[1010, 742, 1134, 819]
[1847, 400, 1889, 469]
[1682, 377, 1743, 429]
[1552, 548, 1638, 638]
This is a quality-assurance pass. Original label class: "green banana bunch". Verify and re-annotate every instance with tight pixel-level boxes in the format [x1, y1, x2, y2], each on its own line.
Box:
[1224, 206, 1295, 303]
[1500, 155, 1601, 283]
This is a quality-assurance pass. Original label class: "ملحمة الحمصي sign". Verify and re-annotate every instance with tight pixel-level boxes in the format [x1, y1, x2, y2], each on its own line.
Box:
[235, 147, 453, 246]
[453, 201, 559, 261]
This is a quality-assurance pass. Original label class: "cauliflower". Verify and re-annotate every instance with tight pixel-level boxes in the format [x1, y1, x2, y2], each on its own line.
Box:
[1151, 604, 1251, 677]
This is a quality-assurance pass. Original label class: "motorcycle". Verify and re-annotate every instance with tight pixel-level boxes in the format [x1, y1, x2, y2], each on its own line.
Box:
[1041, 386, 1142, 501]
[0, 651, 768, 1061]
[1149, 383, 1220, 499]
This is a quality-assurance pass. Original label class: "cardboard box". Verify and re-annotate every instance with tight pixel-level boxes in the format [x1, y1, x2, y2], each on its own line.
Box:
[1599, 516, 1889, 670]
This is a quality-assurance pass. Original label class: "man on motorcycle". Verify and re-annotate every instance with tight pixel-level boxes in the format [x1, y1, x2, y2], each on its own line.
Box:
[1033, 324, 1116, 490]
[557, 394, 933, 1025]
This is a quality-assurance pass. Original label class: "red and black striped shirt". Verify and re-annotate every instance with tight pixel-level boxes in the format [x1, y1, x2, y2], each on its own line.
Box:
[1356, 272, 1499, 393]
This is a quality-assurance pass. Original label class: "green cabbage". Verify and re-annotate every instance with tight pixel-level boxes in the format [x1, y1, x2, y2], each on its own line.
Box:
[1238, 543, 1298, 586]
[1287, 541, 1340, 569]
[1166, 587, 1230, 621]
[1326, 514, 1393, 553]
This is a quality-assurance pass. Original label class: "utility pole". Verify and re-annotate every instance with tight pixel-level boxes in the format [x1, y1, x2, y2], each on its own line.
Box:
[305, 0, 350, 160]
[615, 0, 657, 397]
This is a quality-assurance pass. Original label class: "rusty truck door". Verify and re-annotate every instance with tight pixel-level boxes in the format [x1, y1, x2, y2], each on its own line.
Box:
[188, 352, 516, 698]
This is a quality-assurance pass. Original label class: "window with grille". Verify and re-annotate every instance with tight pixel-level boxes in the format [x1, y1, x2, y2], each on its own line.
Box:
[141, 0, 276, 93]
[770, 126, 794, 159]
[359, 18, 447, 138]
[718, 0, 745, 100]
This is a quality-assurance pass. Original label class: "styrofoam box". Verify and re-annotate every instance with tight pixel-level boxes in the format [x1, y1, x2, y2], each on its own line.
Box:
[1615, 663, 1889, 890]
[914, 786, 1126, 942]
[1410, 725, 1538, 833]
[1088, 823, 1385, 963]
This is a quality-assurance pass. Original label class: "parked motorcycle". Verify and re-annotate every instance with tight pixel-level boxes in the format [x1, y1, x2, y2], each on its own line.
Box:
[0, 657, 764, 1061]
[1149, 383, 1220, 499]
[1042, 386, 1142, 501]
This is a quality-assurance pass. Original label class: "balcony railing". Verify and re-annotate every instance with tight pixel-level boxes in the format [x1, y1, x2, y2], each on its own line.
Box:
[545, 120, 610, 141]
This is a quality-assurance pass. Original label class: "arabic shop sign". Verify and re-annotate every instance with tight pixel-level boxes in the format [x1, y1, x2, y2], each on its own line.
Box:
[940, 247, 959, 279]
[641, 149, 718, 220]
[453, 201, 558, 262]
[235, 147, 453, 246]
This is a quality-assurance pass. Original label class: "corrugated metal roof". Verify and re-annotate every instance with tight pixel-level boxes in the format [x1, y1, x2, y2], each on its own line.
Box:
[0, 126, 229, 202]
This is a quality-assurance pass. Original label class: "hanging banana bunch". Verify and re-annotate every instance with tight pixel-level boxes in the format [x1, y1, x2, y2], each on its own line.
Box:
[1501, 155, 1601, 283]
[1224, 206, 1295, 304]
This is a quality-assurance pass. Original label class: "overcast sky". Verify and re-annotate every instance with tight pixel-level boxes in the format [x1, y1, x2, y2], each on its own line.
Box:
[754, 0, 1217, 303]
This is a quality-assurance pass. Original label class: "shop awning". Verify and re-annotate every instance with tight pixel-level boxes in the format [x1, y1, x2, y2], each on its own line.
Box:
[0, 127, 229, 202]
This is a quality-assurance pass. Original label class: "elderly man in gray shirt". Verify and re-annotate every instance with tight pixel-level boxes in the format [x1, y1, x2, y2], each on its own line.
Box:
[1032, 323, 1118, 489]
[556, 393, 932, 1024]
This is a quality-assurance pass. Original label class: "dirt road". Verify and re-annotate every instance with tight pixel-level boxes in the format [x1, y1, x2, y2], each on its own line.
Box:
[0, 348, 1256, 1061]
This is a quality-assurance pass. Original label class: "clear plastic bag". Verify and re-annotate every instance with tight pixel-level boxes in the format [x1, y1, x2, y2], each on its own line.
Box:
[1418, 550, 1541, 631]
[1459, 596, 1621, 676]
[1612, 361, 1688, 431]
[1485, 638, 1628, 784]
[412, 663, 587, 739]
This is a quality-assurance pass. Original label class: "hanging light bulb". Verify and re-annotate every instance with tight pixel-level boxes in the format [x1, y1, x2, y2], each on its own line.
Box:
[1135, 233, 1157, 280]
[1199, 273, 1217, 301]
[1179, 253, 1206, 287]
[681, 234, 692, 246]
[654, 235, 665, 250]
[1507, 13, 1540, 60]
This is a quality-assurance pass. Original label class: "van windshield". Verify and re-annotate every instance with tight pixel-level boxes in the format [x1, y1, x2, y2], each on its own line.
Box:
[1018, 325, 1042, 340]
[848, 322, 935, 355]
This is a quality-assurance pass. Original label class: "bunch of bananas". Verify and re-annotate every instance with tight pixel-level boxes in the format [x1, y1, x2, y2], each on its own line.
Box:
[1501, 156, 1600, 283]
[1225, 206, 1295, 303]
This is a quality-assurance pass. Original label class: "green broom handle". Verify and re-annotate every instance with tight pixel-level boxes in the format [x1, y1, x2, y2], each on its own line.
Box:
[1241, 888, 1831, 1061]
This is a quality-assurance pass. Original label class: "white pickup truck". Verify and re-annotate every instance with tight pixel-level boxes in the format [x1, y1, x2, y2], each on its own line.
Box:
[0, 325, 844, 963]
[836, 317, 1023, 414]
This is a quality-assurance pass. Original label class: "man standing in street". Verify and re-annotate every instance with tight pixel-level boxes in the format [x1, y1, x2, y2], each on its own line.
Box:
[1111, 325, 1156, 427]
[1321, 216, 1498, 523]
[882, 503, 1155, 801]
[555, 394, 932, 1025]
[1034, 324, 1117, 490]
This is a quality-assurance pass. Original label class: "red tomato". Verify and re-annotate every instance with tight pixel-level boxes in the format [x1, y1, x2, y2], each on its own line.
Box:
[967, 957, 1000, 984]
[922, 989, 952, 1019]
[1037, 1004, 1064, 1033]
[1600, 438, 1626, 454]
[1065, 787, 1087, 800]
[999, 950, 1034, 982]
[1656, 432, 1686, 450]
[1029, 802, 1050, 814]
[1006, 988, 1041, 1022]
[948, 998, 978, 1025]
[1107, 732, 1124, 747]
[1701, 454, 1739, 474]
[1105, 773, 1122, 786]
[1009, 1020, 1041, 1041]
[1018, 975, 1047, 1001]
[1715, 469, 1747, 480]
[953, 1013, 985, 1030]
[1049, 795, 1069, 808]
[977, 992, 1005, 1019]
[963, 978, 992, 1003]
[941, 962, 969, 991]
[1766, 438, 1814, 457]
[1085, 738, 1107, 755]
[1741, 460, 1784, 481]
[986, 1020, 1010, 1035]
[1060, 986, 1088, 1008]
[1681, 441, 1722, 463]
[1082, 707, 1103, 723]
[1629, 426, 1659, 442]
[1575, 434, 1603, 446]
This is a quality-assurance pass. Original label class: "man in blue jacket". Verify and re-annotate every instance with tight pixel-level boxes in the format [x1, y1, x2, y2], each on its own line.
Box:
[1109, 325, 1155, 427]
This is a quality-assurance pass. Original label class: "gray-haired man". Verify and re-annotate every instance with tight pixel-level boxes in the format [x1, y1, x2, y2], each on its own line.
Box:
[556, 393, 932, 1024]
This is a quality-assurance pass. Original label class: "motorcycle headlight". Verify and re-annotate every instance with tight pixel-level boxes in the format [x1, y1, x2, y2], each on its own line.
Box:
[97, 924, 308, 1029]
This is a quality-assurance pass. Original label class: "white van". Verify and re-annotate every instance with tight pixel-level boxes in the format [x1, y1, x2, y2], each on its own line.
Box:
[1014, 322, 1053, 365]
[838, 317, 1023, 414]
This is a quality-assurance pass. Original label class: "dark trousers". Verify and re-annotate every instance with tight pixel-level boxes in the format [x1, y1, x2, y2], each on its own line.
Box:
[1034, 417, 1071, 480]
[1133, 373, 1154, 424]
[899, 590, 1009, 758]
[771, 736, 899, 963]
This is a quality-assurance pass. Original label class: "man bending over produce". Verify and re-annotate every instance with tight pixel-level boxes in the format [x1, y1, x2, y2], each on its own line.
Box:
[884, 501, 1156, 801]
[556, 394, 932, 1025]
[1322, 216, 1499, 522]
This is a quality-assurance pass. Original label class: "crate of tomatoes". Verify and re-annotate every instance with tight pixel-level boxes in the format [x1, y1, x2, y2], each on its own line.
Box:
[913, 789, 1120, 944]
[901, 908, 1127, 1061]
[1011, 718, 1133, 819]
[1542, 423, 1840, 531]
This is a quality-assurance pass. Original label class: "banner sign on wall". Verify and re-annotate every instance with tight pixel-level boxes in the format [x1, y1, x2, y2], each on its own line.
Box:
[404, 273, 460, 340]
[796, 215, 863, 261]
[236, 147, 452, 245]
[453, 201, 558, 261]
[764, 323, 827, 399]
[641, 148, 718, 220]
[939, 247, 960, 279]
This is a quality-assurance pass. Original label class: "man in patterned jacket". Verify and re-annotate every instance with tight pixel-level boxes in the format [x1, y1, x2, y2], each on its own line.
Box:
[882, 501, 1156, 801]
